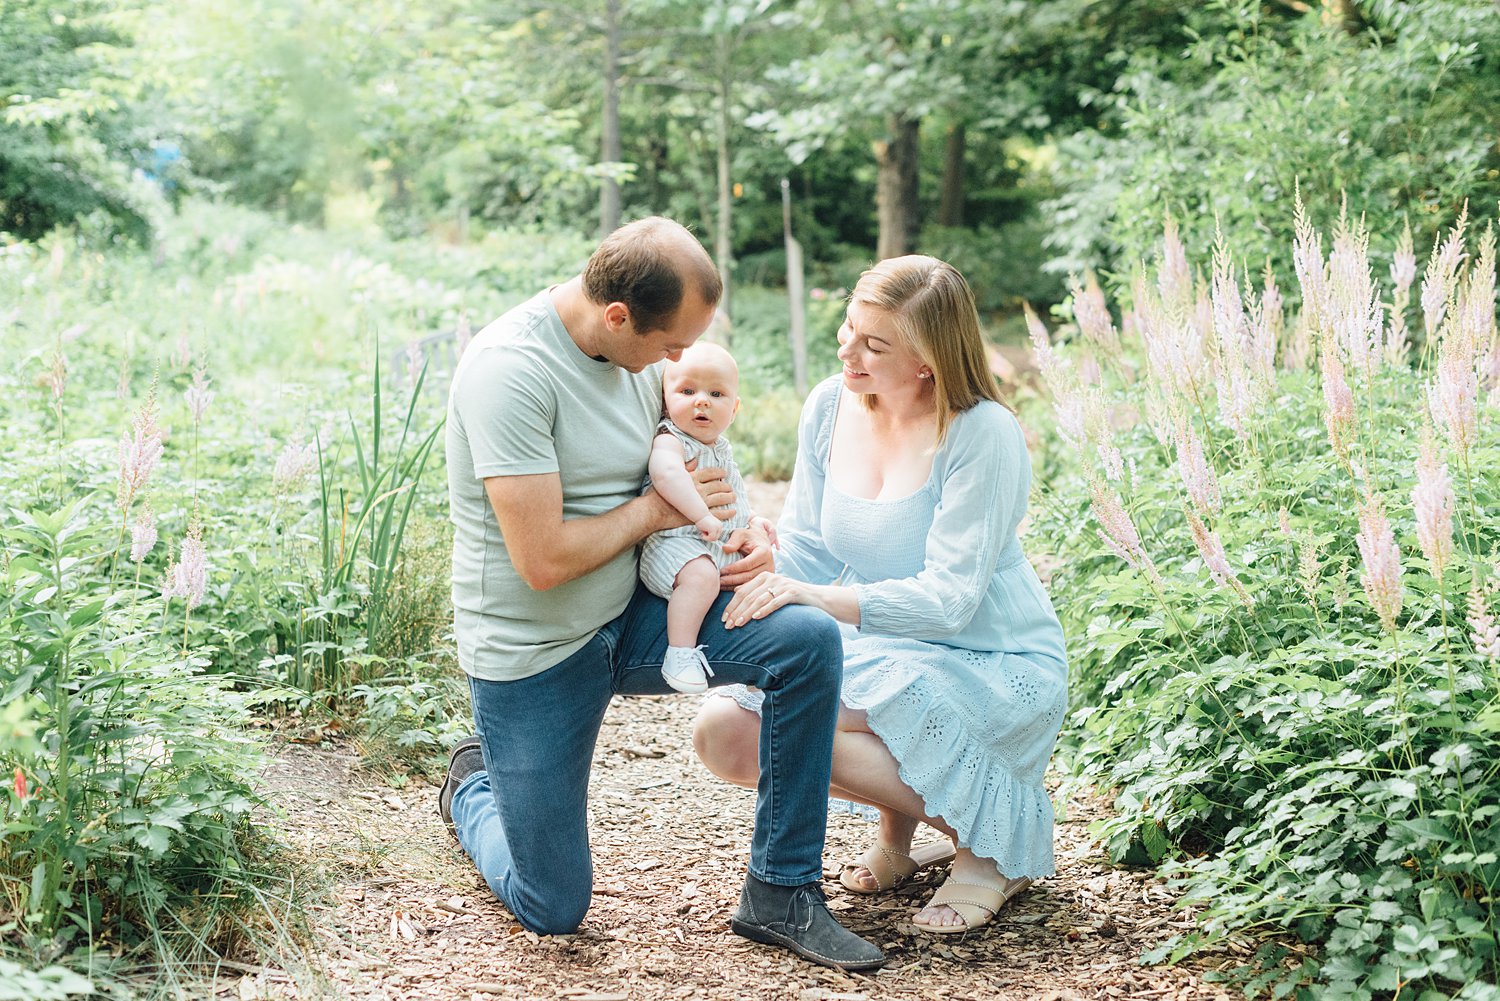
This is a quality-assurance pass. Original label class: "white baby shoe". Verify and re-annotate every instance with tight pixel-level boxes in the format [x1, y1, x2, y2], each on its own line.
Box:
[662, 645, 714, 694]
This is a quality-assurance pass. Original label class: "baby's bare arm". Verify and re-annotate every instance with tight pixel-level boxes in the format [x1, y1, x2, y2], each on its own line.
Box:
[649, 435, 713, 522]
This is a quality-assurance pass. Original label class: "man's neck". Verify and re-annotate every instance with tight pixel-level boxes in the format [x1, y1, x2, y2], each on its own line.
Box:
[549, 277, 609, 361]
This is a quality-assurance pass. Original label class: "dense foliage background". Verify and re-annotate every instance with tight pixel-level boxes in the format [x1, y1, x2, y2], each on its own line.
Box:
[3, 0, 1500, 997]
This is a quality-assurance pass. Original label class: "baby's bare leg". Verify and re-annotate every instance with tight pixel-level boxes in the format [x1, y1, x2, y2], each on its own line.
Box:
[666, 556, 721, 648]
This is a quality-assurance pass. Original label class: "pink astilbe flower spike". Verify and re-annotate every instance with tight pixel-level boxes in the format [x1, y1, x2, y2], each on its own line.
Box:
[1070, 271, 1119, 354]
[1292, 189, 1330, 331]
[1390, 223, 1417, 300]
[160, 544, 180, 602]
[1158, 213, 1192, 316]
[1328, 207, 1383, 376]
[1053, 388, 1086, 448]
[1456, 225, 1496, 365]
[1250, 265, 1281, 381]
[1412, 424, 1455, 582]
[273, 438, 318, 494]
[43, 351, 66, 404]
[1077, 354, 1104, 386]
[1485, 335, 1500, 400]
[171, 333, 192, 370]
[1174, 418, 1221, 516]
[1321, 339, 1356, 462]
[1421, 204, 1469, 341]
[1136, 285, 1208, 402]
[130, 506, 158, 564]
[1089, 476, 1162, 586]
[1385, 308, 1410, 369]
[1084, 393, 1124, 482]
[184, 366, 212, 426]
[1284, 311, 1314, 372]
[1355, 493, 1404, 632]
[1210, 225, 1247, 350]
[1469, 583, 1500, 661]
[1025, 304, 1066, 387]
[1190, 289, 1214, 357]
[1143, 391, 1175, 449]
[117, 384, 164, 513]
[1297, 529, 1322, 607]
[1386, 223, 1417, 367]
[1430, 336, 1479, 461]
[1186, 510, 1253, 606]
[1210, 227, 1261, 438]
[172, 517, 208, 610]
[1026, 303, 1074, 390]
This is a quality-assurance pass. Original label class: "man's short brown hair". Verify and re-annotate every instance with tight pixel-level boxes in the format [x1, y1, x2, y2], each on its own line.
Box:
[582, 217, 722, 333]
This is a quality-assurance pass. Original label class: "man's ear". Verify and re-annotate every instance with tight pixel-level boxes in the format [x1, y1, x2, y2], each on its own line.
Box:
[603, 301, 632, 333]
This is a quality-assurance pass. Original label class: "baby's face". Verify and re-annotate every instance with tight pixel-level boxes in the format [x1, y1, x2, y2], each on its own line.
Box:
[663, 347, 740, 445]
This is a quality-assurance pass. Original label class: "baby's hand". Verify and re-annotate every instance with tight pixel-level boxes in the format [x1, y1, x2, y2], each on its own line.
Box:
[695, 515, 723, 542]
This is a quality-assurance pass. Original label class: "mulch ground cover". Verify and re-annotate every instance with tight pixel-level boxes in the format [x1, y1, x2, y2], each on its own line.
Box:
[236, 690, 1253, 1001]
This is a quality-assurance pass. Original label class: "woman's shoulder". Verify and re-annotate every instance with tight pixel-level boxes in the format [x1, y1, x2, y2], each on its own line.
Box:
[791, 375, 843, 467]
[799, 375, 844, 429]
[808, 374, 843, 409]
[950, 397, 1022, 443]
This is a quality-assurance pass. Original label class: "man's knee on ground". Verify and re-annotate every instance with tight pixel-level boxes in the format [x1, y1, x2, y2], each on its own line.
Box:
[513, 883, 591, 936]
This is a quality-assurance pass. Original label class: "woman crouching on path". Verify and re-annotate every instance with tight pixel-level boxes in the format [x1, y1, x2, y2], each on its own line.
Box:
[693, 255, 1068, 933]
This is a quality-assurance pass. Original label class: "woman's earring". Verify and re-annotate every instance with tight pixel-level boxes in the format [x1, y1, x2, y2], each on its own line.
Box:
[918, 369, 931, 379]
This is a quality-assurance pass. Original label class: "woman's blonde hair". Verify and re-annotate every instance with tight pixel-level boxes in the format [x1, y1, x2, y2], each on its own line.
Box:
[849, 255, 1003, 441]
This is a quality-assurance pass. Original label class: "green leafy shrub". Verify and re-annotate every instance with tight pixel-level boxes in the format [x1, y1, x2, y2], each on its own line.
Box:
[1044, 0, 1500, 285]
[0, 200, 510, 987]
[1028, 199, 1500, 997]
[1, 501, 295, 991]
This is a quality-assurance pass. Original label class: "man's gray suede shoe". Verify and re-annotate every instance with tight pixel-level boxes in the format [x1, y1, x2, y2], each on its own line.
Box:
[730, 875, 886, 971]
[437, 736, 484, 839]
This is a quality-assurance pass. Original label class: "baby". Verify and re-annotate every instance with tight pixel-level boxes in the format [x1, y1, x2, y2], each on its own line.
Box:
[641, 342, 774, 693]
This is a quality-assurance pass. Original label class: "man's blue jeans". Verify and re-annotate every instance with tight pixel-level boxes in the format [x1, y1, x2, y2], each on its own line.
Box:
[449, 583, 843, 935]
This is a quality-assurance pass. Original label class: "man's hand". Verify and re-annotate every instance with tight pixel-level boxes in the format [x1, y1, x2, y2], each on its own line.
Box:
[719, 519, 775, 589]
[691, 464, 737, 523]
[748, 515, 779, 550]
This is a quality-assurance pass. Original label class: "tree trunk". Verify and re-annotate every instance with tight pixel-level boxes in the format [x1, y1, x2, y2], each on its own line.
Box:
[782, 179, 807, 397]
[874, 113, 920, 260]
[715, 50, 733, 325]
[937, 123, 965, 228]
[599, 0, 623, 237]
[1321, 0, 1365, 33]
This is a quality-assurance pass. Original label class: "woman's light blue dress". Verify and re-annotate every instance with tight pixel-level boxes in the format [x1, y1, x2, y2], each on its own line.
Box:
[724, 375, 1068, 878]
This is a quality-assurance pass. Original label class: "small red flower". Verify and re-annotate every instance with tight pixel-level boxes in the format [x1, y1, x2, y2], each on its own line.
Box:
[13, 767, 26, 801]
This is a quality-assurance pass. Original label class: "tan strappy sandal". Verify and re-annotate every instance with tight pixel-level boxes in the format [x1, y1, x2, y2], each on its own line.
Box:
[910, 875, 1034, 934]
[838, 840, 956, 895]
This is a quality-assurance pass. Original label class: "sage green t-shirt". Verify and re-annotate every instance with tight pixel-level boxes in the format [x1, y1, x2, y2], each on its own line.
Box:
[445, 291, 663, 681]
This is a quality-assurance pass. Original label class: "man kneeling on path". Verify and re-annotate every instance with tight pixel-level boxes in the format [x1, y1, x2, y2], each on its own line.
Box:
[437, 217, 884, 971]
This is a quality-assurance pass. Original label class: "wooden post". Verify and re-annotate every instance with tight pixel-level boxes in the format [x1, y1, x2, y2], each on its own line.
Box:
[782, 178, 808, 397]
[599, 0, 623, 237]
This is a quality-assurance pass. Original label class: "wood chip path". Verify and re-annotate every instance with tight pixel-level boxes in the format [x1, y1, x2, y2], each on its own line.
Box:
[228, 476, 1248, 1000]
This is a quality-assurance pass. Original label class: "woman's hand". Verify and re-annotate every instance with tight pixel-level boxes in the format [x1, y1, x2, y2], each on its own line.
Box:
[723, 571, 807, 629]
